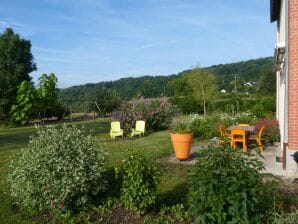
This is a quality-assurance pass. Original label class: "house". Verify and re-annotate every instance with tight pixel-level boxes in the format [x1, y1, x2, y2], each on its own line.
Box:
[244, 82, 253, 87]
[270, 0, 298, 177]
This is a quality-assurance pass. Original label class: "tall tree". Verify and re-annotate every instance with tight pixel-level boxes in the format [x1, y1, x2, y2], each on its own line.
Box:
[186, 68, 217, 116]
[0, 28, 36, 119]
[37, 73, 58, 119]
[10, 81, 37, 125]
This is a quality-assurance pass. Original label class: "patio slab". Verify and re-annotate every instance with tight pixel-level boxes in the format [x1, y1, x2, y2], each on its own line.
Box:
[167, 138, 296, 179]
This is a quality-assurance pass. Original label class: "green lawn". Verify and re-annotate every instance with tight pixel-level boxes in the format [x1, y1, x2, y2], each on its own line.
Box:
[0, 119, 189, 223]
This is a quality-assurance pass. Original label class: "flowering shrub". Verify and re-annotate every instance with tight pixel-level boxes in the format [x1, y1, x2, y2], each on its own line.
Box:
[255, 118, 280, 143]
[189, 112, 257, 140]
[111, 97, 177, 133]
[8, 124, 107, 213]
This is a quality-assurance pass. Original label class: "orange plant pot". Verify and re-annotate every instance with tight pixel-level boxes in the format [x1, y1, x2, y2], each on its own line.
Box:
[171, 133, 193, 161]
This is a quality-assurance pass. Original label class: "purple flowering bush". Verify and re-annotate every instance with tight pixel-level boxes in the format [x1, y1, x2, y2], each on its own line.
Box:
[111, 97, 177, 133]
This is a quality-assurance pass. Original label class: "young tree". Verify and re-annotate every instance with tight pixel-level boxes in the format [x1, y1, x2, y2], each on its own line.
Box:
[0, 28, 36, 119]
[10, 81, 37, 125]
[10, 73, 60, 125]
[37, 73, 58, 120]
[186, 68, 217, 116]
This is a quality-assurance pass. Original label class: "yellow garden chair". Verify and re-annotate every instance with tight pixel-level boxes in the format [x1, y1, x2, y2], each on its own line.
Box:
[249, 125, 265, 152]
[131, 120, 145, 138]
[110, 121, 123, 139]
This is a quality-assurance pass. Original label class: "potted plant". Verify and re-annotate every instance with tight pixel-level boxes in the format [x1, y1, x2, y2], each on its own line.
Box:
[170, 118, 193, 161]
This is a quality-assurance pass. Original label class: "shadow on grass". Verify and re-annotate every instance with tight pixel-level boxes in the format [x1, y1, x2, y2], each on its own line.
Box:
[156, 181, 188, 208]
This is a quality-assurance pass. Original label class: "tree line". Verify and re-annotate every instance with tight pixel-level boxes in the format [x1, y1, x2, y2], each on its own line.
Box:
[59, 57, 275, 116]
[0, 27, 276, 126]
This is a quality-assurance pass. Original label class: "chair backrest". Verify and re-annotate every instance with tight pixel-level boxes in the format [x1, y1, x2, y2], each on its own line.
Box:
[231, 128, 246, 139]
[111, 121, 121, 132]
[238, 124, 249, 126]
[218, 124, 227, 136]
[135, 120, 145, 132]
[257, 125, 265, 141]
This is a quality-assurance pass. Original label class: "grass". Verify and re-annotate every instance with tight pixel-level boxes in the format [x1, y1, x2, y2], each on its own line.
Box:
[0, 119, 189, 223]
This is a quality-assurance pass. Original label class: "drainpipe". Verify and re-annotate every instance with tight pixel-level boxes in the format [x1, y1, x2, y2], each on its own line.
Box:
[283, 0, 289, 170]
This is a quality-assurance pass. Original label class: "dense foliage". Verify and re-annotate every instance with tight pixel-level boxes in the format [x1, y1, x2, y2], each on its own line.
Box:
[8, 125, 107, 213]
[10, 73, 66, 125]
[116, 153, 160, 213]
[255, 118, 280, 143]
[59, 75, 176, 112]
[9, 81, 37, 125]
[0, 28, 36, 119]
[59, 57, 274, 115]
[188, 145, 278, 224]
[111, 97, 177, 133]
[189, 113, 257, 140]
[173, 68, 217, 115]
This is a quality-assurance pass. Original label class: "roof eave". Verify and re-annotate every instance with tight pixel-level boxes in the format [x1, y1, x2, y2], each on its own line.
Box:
[270, 0, 281, 23]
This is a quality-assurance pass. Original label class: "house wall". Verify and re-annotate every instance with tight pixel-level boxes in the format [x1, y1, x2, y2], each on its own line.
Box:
[276, 0, 287, 147]
[288, 0, 298, 150]
[287, 0, 298, 176]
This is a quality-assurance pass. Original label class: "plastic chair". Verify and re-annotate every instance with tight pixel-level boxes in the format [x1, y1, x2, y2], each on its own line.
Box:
[131, 120, 145, 137]
[249, 125, 265, 152]
[231, 128, 248, 152]
[110, 121, 124, 139]
[218, 124, 230, 145]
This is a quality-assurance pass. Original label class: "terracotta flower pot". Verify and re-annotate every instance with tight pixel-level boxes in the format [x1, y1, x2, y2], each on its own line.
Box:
[171, 133, 193, 161]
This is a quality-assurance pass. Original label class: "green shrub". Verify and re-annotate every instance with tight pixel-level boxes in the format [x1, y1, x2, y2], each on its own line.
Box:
[188, 145, 278, 224]
[188, 113, 257, 140]
[8, 124, 107, 213]
[116, 153, 160, 213]
[234, 112, 257, 124]
[189, 114, 221, 140]
[170, 96, 199, 114]
[252, 96, 275, 118]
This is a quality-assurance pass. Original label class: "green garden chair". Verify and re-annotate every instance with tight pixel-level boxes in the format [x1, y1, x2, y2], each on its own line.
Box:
[130, 120, 145, 138]
[110, 121, 124, 139]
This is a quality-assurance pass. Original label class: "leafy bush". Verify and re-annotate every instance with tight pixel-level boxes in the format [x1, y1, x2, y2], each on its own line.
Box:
[116, 153, 160, 213]
[188, 113, 257, 140]
[189, 114, 221, 139]
[255, 118, 280, 143]
[111, 97, 177, 133]
[234, 112, 257, 124]
[252, 96, 275, 118]
[170, 96, 199, 114]
[8, 124, 107, 213]
[188, 145, 278, 224]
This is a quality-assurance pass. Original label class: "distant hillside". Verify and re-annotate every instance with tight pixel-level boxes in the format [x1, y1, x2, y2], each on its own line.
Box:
[207, 57, 273, 90]
[59, 57, 273, 104]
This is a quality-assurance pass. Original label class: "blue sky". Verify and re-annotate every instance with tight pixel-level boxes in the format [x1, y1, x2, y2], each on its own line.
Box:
[0, 0, 275, 88]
